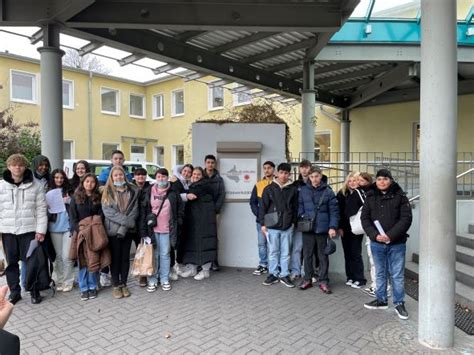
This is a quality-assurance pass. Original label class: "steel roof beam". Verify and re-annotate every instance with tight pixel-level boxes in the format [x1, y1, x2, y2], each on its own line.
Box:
[69, 27, 345, 106]
[322, 77, 373, 92]
[208, 79, 231, 88]
[152, 64, 178, 75]
[213, 32, 279, 54]
[241, 37, 317, 64]
[117, 53, 145, 66]
[316, 64, 395, 85]
[30, 29, 43, 45]
[78, 41, 103, 56]
[184, 72, 208, 82]
[266, 59, 302, 73]
[66, 1, 342, 32]
[174, 31, 207, 42]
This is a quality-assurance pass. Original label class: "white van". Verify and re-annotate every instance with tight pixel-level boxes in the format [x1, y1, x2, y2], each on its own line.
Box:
[63, 159, 161, 182]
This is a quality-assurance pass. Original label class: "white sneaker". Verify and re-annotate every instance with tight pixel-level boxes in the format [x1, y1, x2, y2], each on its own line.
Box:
[161, 282, 171, 291]
[194, 270, 210, 281]
[345, 279, 354, 286]
[100, 273, 112, 287]
[62, 284, 74, 292]
[351, 281, 362, 289]
[169, 270, 179, 281]
[179, 267, 197, 278]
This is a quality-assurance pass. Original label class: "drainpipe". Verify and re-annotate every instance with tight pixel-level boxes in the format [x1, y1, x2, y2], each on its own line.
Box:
[88, 71, 93, 159]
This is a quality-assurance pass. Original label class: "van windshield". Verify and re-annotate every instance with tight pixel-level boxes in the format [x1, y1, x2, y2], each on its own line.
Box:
[146, 164, 159, 179]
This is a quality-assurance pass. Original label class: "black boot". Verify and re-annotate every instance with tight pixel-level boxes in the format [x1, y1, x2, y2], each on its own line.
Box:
[31, 288, 43, 304]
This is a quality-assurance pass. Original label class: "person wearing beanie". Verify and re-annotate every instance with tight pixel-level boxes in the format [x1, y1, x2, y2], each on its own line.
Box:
[361, 169, 412, 320]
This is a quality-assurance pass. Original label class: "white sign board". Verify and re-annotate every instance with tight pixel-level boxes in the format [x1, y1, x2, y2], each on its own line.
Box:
[220, 158, 258, 200]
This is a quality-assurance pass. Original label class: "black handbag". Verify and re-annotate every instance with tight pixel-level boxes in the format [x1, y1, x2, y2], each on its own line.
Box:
[264, 211, 280, 229]
[297, 188, 328, 233]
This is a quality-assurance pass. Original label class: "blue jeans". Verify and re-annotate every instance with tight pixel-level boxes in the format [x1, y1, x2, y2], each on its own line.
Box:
[148, 233, 170, 285]
[78, 267, 97, 292]
[290, 231, 303, 276]
[267, 226, 293, 278]
[20, 261, 26, 289]
[371, 242, 406, 305]
[256, 222, 268, 267]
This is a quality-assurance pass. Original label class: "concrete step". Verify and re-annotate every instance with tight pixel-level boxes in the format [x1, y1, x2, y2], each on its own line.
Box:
[405, 261, 474, 309]
[457, 233, 474, 249]
[413, 246, 474, 267]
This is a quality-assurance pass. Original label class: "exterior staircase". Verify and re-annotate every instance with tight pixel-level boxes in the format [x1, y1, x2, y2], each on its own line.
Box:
[405, 223, 474, 309]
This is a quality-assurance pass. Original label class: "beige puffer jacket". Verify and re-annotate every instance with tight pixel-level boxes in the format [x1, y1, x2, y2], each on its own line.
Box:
[0, 169, 48, 235]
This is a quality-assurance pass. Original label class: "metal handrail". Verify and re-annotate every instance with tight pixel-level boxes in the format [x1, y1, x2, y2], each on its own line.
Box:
[408, 168, 474, 202]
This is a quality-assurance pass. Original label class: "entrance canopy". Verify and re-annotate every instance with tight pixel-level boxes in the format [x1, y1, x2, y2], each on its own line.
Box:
[1, 0, 473, 109]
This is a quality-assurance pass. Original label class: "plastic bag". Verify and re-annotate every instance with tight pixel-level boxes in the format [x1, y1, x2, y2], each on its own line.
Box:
[131, 239, 155, 277]
[0, 236, 7, 277]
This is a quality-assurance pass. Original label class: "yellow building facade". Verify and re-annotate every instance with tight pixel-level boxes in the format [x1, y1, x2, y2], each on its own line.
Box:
[0, 52, 472, 170]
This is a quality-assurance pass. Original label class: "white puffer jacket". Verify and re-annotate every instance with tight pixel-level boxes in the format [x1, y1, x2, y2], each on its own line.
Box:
[0, 169, 48, 235]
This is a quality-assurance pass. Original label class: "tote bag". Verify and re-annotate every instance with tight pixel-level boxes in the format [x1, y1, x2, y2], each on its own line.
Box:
[349, 189, 366, 235]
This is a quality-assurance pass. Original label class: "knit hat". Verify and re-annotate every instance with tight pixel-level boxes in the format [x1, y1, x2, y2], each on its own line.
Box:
[376, 169, 393, 180]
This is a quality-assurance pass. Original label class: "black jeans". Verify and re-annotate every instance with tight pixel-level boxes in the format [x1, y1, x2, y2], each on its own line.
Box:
[0, 329, 20, 355]
[2, 232, 35, 296]
[303, 233, 329, 284]
[108, 234, 133, 287]
[341, 230, 366, 284]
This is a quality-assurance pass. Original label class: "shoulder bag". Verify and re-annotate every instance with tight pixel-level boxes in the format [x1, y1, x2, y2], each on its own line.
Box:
[263, 189, 281, 229]
[297, 188, 328, 232]
[349, 189, 366, 235]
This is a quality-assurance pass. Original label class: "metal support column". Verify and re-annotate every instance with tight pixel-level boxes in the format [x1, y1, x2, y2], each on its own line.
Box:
[419, 0, 457, 349]
[340, 110, 351, 175]
[37, 24, 65, 169]
[301, 60, 315, 161]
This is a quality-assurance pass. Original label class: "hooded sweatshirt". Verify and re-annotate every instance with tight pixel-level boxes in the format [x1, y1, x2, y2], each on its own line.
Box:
[31, 155, 51, 189]
[151, 183, 171, 233]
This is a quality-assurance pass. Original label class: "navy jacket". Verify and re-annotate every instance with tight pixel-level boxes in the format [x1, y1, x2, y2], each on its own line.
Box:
[298, 182, 339, 234]
[98, 165, 134, 186]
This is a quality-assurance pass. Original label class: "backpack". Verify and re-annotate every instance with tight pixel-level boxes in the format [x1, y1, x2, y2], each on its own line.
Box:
[25, 240, 56, 293]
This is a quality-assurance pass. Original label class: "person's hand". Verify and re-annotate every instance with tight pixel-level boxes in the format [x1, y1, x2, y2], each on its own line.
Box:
[338, 228, 344, 237]
[169, 176, 178, 183]
[376, 234, 390, 243]
[35, 233, 45, 242]
[186, 193, 197, 200]
[328, 228, 337, 239]
[0, 285, 14, 329]
[261, 226, 268, 238]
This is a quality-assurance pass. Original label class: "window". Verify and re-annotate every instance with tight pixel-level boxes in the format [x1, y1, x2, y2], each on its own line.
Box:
[172, 145, 184, 166]
[129, 94, 145, 118]
[153, 94, 164, 119]
[233, 92, 251, 106]
[63, 80, 74, 109]
[63, 141, 74, 159]
[130, 145, 146, 162]
[154, 146, 165, 166]
[102, 143, 119, 160]
[146, 164, 160, 179]
[10, 70, 36, 104]
[209, 86, 224, 110]
[101, 88, 120, 115]
[171, 89, 184, 116]
[314, 131, 331, 162]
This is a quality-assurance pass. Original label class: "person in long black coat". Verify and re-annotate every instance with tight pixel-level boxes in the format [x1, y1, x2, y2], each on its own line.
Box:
[180, 167, 217, 281]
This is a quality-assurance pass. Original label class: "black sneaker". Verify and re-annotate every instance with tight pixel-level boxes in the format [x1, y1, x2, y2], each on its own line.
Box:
[80, 291, 90, 301]
[262, 274, 279, 286]
[8, 293, 22, 305]
[253, 265, 268, 276]
[88, 289, 97, 299]
[280, 276, 295, 288]
[395, 303, 409, 320]
[364, 299, 388, 310]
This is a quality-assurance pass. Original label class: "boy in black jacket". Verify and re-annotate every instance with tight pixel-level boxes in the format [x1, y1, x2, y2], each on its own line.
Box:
[361, 169, 412, 320]
[259, 163, 298, 288]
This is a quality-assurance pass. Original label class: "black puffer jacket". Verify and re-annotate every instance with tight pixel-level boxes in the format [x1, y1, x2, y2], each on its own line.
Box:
[361, 182, 412, 244]
[204, 169, 225, 214]
[337, 186, 369, 231]
[181, 179, 217, 266]
[259, 180, 298, 231]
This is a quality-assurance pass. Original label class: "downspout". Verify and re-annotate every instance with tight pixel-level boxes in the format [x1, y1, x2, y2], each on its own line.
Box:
[88, 71, 93, 159]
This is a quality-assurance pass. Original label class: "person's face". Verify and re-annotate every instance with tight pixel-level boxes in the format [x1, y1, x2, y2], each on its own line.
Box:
[8, 163, 26, 178]
[277, 170, 290, 184]
[135, 174, 147, 185]
[75, 163, 87, 177]
[348, 177, 359, 190]
[155, 173, 168, 183]
[54, 173, 64, 187]
[112, 170, 125, 183]
[309, 172, 322, 187]
[299, 165, 311, 178]
[37, 161, 49, 175]
[181, 166, 193, 180]
[192, 169, 203, 182]
[263, 164, 275, 179]
[358, 176, 370, 187]
[83, 176, 96, 193]
[376, 177, 392, 191]
[205, 159, 216, 171]
[111, 153, 125, 167]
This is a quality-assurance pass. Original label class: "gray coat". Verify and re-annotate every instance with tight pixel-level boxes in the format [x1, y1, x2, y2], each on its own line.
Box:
[102, 185, 139, 237]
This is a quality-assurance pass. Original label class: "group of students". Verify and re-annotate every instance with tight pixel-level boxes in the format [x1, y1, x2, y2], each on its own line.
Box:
[0, 150, 225, 304]
[249, 160, 413, 320]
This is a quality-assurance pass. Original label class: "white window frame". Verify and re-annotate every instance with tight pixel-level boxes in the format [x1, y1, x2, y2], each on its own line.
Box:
[153, 145, 165, 166]
[172, 144, 185, 166]
[100, 87, 120, 116]
[314, 129, 332, 164]
[171, 89, 185, 117]
[129, 93, 146, 119]
[102, 142, 121, 160]
[130, 144, 146, 158]
[63, 140, 75, 159]
[208, 85, 224, 111]
[232, 92, 252, 107]
[62, 79, 74, 110]
[152, 93, 165, 119]
[10, 69, 37, 104]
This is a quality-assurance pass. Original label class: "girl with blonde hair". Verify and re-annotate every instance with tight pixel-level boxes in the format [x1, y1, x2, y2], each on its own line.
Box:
[101, 166, 139, 299]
